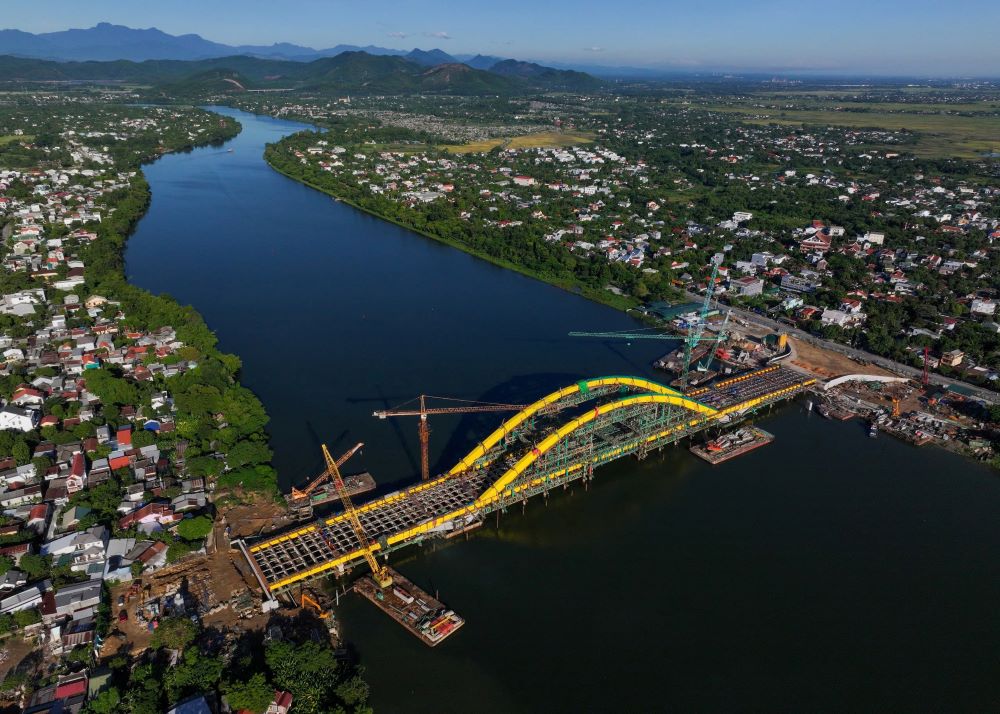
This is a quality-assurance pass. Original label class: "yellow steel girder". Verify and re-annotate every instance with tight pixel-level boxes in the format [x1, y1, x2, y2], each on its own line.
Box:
[258, 374, 814, 591]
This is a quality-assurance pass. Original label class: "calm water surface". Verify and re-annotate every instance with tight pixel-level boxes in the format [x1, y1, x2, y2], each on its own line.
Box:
[126, 108, 1000, 712]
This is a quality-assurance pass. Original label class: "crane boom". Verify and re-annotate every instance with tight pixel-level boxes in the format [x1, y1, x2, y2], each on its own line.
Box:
[290, 442, 363, 500]
[321, 443, 392, 588]
[702, 310, 731, 370]
[373, 404, 525, 417]
[373, 395, 525, 480]
[568, 330, 718, 341]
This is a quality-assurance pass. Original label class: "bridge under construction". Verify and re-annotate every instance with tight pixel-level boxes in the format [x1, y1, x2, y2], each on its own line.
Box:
[241, 366, 815, 597]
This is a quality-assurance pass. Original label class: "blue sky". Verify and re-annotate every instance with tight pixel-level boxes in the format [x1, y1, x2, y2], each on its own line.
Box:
[3, 0, 998, 75]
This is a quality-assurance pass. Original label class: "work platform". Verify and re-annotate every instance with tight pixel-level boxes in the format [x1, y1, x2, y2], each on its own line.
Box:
[355, 568, 464, 646]
[244, 367, 815, 595]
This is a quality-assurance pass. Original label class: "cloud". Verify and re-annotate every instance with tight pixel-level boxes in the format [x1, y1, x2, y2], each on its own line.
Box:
[386, 31, 408, 39]
[584, 46, 604, 52]
[424, 31, 452, 40]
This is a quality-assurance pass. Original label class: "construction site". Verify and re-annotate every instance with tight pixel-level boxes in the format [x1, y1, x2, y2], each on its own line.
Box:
[91, 278, 993, 656]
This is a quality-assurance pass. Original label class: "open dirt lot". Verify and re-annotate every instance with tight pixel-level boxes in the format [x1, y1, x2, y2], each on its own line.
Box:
[788, 337, 895, 380]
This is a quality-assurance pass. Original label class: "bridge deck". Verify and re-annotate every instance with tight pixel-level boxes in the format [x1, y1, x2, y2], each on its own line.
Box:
[246, 367, 815, 592]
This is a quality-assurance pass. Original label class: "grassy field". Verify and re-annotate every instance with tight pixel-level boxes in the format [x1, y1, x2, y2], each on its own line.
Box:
[440, 130, 593, 153]
[0, 134, 32, 146]
[727, 98, 1000, 113]
[693, 104, 1000, 158]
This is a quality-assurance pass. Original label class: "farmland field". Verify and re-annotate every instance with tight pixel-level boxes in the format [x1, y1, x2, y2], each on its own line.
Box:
[690, 103, 1000, 158]
[440, 130, 593, 153]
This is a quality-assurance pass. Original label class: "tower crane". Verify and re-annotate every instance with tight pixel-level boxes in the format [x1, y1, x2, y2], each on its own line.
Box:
[680, 257, 722, 387]
[704, 310, 732, 368]
[374, 396, 526, 481]
[321, 443, 393, 588]
[290, 442, 364, 501]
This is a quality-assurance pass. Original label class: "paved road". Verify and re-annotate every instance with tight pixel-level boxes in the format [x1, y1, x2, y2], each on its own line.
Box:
[678, 291, 999, 406]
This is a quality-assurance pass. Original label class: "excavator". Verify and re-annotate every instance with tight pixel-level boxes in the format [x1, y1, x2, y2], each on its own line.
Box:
[300, 590, 331, 619]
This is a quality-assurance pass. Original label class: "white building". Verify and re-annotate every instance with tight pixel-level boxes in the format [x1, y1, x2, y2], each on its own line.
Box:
[0, 405, 39, 432]
[971, 299, 996, 316]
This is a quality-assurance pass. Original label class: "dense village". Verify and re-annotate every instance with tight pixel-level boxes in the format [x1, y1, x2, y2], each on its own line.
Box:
[0, 78, 994, 713]
[0, 101, 371, 714]
[268, 95, 1000, 387]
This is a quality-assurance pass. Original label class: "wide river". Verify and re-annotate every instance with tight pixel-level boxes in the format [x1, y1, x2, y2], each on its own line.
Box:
[126, 108, 1000, 712]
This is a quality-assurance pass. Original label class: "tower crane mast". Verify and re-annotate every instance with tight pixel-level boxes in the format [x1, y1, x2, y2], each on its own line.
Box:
[680, 257, 721, 387]
[374, 395, 526, 480]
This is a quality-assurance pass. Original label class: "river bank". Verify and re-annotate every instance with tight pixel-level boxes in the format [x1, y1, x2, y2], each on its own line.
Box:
[123, 107, 1000, 712]
[264, 155, 639, 313]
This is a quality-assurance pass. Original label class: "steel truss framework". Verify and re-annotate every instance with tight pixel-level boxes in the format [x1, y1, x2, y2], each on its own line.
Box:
[246, 368, 814, 593]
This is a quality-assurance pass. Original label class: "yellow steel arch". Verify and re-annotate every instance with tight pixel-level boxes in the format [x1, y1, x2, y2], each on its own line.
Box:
[262, 391, 719, 591]
[448, 376, 704, 475]
[472, 392, 717, 508]
[258, 375, 819, 591]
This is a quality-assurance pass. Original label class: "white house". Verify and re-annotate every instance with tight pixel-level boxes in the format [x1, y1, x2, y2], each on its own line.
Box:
[41, 525, 109, 578]
[732, 276, 764, 297]
[971, 299, 996, 316]
[0, 405, 39, 432]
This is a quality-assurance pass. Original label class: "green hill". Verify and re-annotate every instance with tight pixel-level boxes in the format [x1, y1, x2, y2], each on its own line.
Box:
[488, 60, 604, 91]
[0, 52, 601, 96]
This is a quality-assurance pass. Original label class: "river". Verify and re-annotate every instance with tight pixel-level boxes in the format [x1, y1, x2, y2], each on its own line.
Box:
[126, 107, 1000, 712]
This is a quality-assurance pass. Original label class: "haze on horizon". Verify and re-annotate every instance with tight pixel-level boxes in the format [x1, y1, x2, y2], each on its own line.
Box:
[2, 0, 998, 76]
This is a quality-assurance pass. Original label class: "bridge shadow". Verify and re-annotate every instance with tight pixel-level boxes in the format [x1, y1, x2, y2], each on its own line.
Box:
[428, 372, 588, 478]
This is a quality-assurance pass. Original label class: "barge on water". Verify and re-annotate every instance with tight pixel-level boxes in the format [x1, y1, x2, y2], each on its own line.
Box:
[354, 567, 464, 647]
[287, 471, 377, 518]
[690, 427, 774, 465]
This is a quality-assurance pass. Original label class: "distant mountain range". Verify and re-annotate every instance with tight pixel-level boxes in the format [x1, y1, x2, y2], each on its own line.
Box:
[0, 50, 602, 96]
[0, 23, 611, 94]
[0, 23, 665, 79]
[0, 22, 408, 62]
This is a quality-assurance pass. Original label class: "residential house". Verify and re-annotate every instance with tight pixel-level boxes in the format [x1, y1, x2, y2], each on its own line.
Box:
[941, 349, 965, 367]
[0, 405, 39, 432]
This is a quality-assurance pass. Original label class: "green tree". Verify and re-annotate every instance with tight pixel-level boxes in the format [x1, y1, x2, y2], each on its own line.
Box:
[224, 673, 274, 714]
[175, 516, 213, 541]
[151, 616, 198, 652]
[31, 456, 51, 478]
[131, 429, 156, 448]
[164, 648, 223, 704]
[13, 608, 41, 628]
[222, 387, 269, 437]
[227, 439, 272, 469]
[86, 686, 121, 714]
[12, 439, 30, 466]
[18, 553, 49, 580]
[266, 639, 347, 714]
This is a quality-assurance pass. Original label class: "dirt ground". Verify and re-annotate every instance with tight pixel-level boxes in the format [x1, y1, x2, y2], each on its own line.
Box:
[219, 498, 295, 540]
[0, 634, 41, 684]
[788, 337, 895, 380]
[101, 528, 273, 658]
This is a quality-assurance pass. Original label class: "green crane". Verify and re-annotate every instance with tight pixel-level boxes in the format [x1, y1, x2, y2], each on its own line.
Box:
[679, 257, 722, 387]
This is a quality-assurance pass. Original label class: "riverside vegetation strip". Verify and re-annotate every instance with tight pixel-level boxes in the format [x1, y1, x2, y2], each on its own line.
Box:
[254, 89, 1000, 390]
[0, 100, 371, 713]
